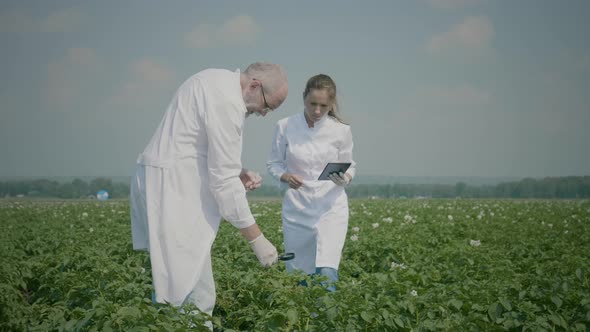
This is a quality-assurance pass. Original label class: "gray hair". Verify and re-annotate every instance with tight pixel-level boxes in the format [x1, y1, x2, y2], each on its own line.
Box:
[244, 62, 288, 95]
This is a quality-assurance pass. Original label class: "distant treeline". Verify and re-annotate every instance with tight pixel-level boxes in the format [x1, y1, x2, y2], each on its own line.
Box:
[0, 178, 129, 199]
[2, 176, 589, 199]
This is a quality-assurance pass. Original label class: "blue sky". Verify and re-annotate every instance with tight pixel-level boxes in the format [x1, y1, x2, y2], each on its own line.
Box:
[1, 0, 589, 178]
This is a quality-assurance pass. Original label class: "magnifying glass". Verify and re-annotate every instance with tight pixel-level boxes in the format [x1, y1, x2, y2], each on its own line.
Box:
[279, 252, 295, 261]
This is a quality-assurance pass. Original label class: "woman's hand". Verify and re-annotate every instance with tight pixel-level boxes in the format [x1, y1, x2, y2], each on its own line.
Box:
[328, 172, 351, 186]
[281, 173, 304, 189]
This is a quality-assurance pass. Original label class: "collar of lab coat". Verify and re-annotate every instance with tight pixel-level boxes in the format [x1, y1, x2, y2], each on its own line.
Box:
[301, 111, 329, 130]
[233, 69, 248, 117]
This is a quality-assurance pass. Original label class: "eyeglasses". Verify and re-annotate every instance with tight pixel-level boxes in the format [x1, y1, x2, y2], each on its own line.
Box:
[259, 81, 273, 113]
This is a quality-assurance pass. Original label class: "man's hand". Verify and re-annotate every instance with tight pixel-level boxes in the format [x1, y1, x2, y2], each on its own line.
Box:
[240, 169, 262, 192]
[328, 172, 350, 186]
[249, 234, 278, 267]
[280, 173, 304, 189]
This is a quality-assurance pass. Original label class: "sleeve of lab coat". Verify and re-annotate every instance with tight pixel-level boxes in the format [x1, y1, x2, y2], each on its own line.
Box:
[266, 122, 288, 189]
[340, 125, 356, 180]
[204, 93, 255, 229]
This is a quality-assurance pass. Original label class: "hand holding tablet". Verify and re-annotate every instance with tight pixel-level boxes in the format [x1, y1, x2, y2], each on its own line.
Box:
[318, 162, 352, 181]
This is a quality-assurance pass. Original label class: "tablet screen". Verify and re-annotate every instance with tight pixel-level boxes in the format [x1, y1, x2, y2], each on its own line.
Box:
[318, 162, 352, 180]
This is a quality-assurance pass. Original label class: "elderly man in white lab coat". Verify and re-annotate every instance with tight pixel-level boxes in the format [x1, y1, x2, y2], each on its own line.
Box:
[130, 62, 288, 320]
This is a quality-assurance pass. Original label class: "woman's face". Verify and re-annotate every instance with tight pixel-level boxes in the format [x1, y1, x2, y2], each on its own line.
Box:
[304, 88, 332, 123]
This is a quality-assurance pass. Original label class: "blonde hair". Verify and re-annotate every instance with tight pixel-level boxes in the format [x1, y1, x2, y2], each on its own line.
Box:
[303, 74, 347, 124]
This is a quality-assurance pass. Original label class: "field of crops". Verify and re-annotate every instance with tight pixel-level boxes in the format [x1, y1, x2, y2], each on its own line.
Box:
[1, 198, 589, 331]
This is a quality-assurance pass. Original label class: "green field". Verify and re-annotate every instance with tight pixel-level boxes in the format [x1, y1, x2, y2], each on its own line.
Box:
[1, 199, 589, 331]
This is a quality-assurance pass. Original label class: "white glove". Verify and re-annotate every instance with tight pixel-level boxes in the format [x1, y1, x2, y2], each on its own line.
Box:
[249, 234, 278, 267]
[328, 172, 350, 186]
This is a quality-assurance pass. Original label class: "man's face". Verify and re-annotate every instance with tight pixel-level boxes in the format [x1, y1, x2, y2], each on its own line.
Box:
[245, 80, 273, 117]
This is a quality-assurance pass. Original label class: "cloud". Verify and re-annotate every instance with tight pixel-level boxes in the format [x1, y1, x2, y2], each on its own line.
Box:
[184, 15, 260, 48]
[109, 59, 176, 106]
[427, 85, 492, 105]
[429, 0, 481, 9]
[0, 10, 34, 33]
[45, 48, 102, 110]
[427, 16, 494, 54]
[0, 7, 86, 33]
[39, 7, 86, 33]
[130, 59, 175, 86]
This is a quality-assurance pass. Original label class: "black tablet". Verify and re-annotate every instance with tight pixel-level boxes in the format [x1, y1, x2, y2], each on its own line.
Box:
[318, 162, 352, 180]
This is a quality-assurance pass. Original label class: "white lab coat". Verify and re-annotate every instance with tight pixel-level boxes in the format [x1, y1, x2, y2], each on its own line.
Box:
[130, 69, 255, 313]
[267, 112, 356, 274]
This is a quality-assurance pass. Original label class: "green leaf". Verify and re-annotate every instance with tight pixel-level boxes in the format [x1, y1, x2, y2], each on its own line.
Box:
[499, 297, 512, 311]
[117, 306, 141, 318]
[286, 309, 298, 324]
[361, 311, 374, 322]
[471, 304, 486, 312]
[551, 295, 563, 308]
[449, 299, 463, 311]
[488, 302, 502, 320]
[576, 268, 583, 281]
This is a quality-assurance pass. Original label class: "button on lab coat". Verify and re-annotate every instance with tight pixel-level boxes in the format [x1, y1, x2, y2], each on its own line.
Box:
[130, 69, 255, 309]
[267, 113, 356, 274]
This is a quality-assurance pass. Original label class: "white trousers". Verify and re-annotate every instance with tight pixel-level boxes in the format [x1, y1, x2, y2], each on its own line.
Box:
[181, 255, 215, 330]
[182, 253, 216, 317]
[151, 253, 216, 330]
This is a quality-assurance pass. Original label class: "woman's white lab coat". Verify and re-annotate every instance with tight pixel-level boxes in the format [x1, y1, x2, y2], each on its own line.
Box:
[267, 113, 356, 274]
[130, 69, 255, 313]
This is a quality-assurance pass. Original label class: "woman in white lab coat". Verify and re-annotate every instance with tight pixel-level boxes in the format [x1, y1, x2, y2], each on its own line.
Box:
[267, 74, 355, 291]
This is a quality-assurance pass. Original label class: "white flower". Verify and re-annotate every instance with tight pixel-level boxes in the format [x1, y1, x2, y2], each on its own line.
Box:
[404, 214, 412, 222]
[352, 226, 360, 233]
[372, 223, 379, 229]
[448, 215, 453, 221]
[89, 227, 94, 233]
[141, 267, 146, 274]
[548, 223, 553, 228]
[350, 234, 359, 241]
[410, 290, 418, 296]
[470, 239, 481, 247]
[82, 212, 88, 218]
[383, 217, 393, 223]
[391, 261, 407, 270]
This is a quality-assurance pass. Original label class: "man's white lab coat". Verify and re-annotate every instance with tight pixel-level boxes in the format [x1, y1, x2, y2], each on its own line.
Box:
[267, 113, 356, 274]
[130, 69, 254, 314]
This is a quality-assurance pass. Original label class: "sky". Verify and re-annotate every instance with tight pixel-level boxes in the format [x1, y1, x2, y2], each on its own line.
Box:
[1, 0, 589, 179]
